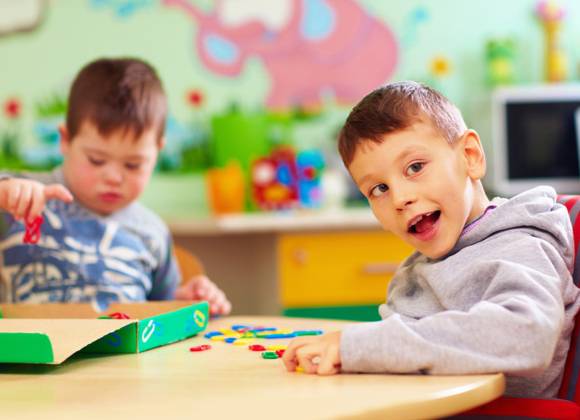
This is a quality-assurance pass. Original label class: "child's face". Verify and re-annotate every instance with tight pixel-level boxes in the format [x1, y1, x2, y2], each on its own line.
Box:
[59, 121, 162, 216]
[349, 121, 487, 259]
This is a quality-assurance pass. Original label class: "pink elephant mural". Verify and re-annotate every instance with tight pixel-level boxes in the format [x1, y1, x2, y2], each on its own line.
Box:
[163, 0, 398, 110]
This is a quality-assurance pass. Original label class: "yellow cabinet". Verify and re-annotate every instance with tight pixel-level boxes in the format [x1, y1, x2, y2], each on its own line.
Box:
[279, 231, 414, 307]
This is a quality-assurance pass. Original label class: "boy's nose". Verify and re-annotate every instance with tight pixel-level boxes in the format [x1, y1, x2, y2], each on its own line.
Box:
[103, 167, 123, 185]
[393, 188, 417, 211]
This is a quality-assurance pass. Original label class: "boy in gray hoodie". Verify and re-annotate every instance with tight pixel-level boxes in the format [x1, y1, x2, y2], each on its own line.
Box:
[282, 81, 580, 398]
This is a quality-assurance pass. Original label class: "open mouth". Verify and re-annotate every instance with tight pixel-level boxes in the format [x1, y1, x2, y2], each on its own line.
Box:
[408, 211, 441, 234]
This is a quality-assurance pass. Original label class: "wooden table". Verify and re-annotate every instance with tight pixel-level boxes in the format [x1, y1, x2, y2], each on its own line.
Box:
[0, 316, 504, 420]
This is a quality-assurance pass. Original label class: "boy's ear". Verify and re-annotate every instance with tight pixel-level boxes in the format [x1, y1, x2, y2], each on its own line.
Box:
[158, 136, 166, 151]
[58, 124, 71, 154]
[460, 129, 486, 180]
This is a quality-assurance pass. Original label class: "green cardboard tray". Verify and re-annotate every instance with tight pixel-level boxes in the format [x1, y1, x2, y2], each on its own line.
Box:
[0, 301, 209, 364]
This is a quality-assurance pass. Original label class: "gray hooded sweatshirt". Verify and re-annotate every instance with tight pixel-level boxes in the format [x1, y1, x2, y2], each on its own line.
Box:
[340, 186, 580, 398]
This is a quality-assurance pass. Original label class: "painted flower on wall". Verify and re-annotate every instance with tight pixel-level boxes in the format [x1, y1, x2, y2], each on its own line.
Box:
[186, 89, 205, 108]
[430, 56, 451, 77]
[3, 97, 21, 119]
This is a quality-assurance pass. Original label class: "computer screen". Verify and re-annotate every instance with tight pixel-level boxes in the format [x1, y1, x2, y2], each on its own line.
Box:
[490, 85, 580, 196]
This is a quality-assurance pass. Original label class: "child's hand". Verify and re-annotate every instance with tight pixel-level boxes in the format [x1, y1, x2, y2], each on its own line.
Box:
[174, 275, 232, 316]
[0, 178, 73, 222]
[282, 331, 342, 375]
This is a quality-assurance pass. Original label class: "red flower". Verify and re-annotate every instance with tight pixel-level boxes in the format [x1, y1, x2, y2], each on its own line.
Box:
[3, 98, 21, 119]
[186, 89, 204, 108]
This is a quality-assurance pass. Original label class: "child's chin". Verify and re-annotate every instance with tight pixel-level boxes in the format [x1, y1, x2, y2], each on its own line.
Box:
[92, 202, 123, 216]
[419, 244, 452, 259]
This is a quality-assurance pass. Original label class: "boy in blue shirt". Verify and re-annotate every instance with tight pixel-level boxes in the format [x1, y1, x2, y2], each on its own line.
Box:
[282, 81, 580, 398]
[0, 57, 230, 315]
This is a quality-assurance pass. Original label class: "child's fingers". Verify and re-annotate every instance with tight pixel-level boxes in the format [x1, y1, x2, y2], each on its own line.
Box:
[281, 341, 300, 372]
[26, 185, 46, 222]
[201, 283, 219, 302]
[15, 185, 32, 220]
[191, 275, 211, 296]
[281, 337, 311, 371]
[44, 184, 73, 203]
[283, 337, 319, 373]
[207, 288, 224, 305]
[219, 299, 232, 315]
[6, 183, 22, 215]
[209, 290, 231, 315]
[295, 346, 320, 374]
[174, 283, 195, 300]
[317, 346, 340, 376]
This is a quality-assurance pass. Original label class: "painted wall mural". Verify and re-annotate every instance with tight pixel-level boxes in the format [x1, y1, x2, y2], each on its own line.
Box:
[3, 1, 580, 214]
[163, 0, 399, 110]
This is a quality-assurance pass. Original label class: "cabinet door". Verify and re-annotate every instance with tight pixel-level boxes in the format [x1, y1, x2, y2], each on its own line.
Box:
[279, 231, 414, 307]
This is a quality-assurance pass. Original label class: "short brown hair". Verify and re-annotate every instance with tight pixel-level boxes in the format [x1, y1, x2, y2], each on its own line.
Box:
[338, 81, 467, 167]
[66, 57, 167, 142]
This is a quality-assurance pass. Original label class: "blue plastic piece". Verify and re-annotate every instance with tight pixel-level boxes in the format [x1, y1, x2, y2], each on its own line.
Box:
[262, 333, 297, 339]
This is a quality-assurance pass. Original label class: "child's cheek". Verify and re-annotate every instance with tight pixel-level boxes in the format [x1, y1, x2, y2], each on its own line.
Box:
[79, 162, 100, 184]
[130, 172, 151, 195]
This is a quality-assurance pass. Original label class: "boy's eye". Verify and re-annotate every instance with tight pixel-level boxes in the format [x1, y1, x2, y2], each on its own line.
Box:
[88, 156, 105, 166]
[370, 183, 388, 198]
[125, 162, 141, 170]
[406, 162, 424, 176]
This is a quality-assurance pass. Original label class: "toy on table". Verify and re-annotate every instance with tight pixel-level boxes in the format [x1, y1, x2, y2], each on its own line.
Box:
[23, 216, 43, 244]
[97, 312, 132, 320]
[251, 147, 324, 210]
[536, 0, 567, 82]
[190, 344, 211, 352]
[198, 323, 323, 360]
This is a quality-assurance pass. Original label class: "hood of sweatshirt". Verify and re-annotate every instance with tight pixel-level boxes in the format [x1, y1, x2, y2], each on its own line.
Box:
[450, 186, 574, 273]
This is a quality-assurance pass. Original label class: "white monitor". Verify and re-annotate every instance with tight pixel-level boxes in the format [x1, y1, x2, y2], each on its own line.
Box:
[490, 84, 580, 196]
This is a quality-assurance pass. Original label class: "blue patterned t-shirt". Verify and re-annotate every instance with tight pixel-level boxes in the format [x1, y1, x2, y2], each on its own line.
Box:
[0, 168, 179, 311]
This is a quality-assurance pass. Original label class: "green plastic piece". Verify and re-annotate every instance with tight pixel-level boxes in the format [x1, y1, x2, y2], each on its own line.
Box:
[294, 330, 323, 336]
[261, 351, 279, 359]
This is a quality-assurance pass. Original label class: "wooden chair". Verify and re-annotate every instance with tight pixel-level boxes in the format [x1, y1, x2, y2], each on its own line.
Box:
[459, 195, 580, 419]
[173, 244, 205, 283]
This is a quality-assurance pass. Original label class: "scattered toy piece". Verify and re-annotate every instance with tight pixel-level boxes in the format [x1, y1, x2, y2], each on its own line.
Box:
[23, 216, 43, 244]
[294, 330, 323, 336]
[248, 344, 266, 352]
[232, 338, 254, 346]
[261, 351, 279, 359]
[190, 344, 212, 352]
[202, 324, 324, 359]
[260, 333, 296, 339]
[108, 312, 131, 319]
[265, 345, 287, 351]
